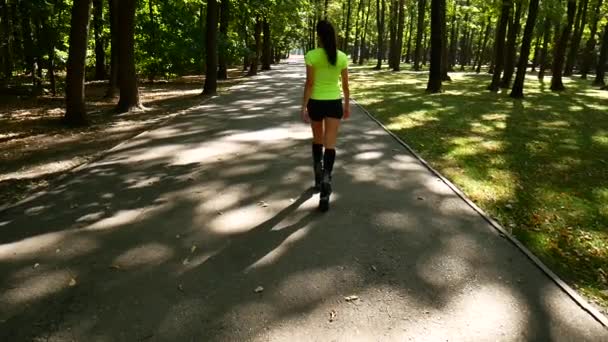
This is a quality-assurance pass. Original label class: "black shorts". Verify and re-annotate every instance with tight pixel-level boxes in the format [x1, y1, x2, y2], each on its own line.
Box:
[307, 99, 344, 121]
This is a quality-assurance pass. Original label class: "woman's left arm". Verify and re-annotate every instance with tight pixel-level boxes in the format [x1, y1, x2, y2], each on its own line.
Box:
[301, 65, 314, 123]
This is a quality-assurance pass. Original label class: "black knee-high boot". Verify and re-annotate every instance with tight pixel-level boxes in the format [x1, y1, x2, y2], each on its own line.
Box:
[319, 148, 335, 212]
[312, 144, 323, 190]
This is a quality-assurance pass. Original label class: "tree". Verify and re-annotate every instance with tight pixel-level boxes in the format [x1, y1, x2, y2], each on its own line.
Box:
[510, 0, 540, 98]
[564, 0, 588, 76]
[475, 16, 492, 74]
[203, 0, 219, 94]
[65, 0, 93, 126]
[375, 0, 387, 69]
[247, 18, 262, 76]
[262, 18, 272, 71]
[594, 23, 608, 87]
[344, 0, 353, 51]
[405, 7, 414, 62]
[413, 0, 426, 70]
[538, 16, 552, 81]
[218, 0, 230, 80]
[93, 0, 105, 80]
[392, 0, 405, 71]
[488, 0, 511, 92]
[551, 0, 576, 91]
[501, 0, 523, 88]
[116, 0, 141, 112]
[106, 0, 118, 97]
[352, 0, 365, 62]
[580, 0, 603, 79]
[426, 0, 444, 92]
[359, 0, 373, 65]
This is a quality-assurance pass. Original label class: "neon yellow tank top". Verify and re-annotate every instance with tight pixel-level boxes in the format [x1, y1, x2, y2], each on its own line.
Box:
[305, 48, 348, 100]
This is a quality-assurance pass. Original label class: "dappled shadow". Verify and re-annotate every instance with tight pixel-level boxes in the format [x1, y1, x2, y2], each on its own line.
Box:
[0, 61, 606, 340]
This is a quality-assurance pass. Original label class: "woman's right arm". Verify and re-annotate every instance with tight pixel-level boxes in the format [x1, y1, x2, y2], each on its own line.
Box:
[341, 68, 350, 120]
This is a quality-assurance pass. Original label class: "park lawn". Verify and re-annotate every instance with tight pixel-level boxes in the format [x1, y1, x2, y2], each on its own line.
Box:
[350, 65, 608, 312]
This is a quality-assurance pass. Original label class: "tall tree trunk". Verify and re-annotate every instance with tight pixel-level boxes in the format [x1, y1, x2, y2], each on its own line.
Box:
[501, 0, 522, 88]
[262, 19, 271, 70]
[594, 23, 608, 87]
[359, 0, 372, 65]
[476, 17, 491, 74]
[565, 0, 588, 76]
[388, 0, 397, 67]
[352, 0, 364, 62]
[106, 0, 118, 97]
[247, 18, 262, 76]
[440, 0, 449, 81]
[1, 0, 12, 80]
[551, 0, 576, 91]
[147, 0, 156, 81]
[459, 0, 471, 70]
[392, 0, 405, 71]
[375, 0, 386, 69]
[413, 0, 426, 70]
[203, 0, 219, 93]
[405, 8, 414, 62]
[581, 0, 603, 78]
[344, 0, 352, 51]
[426, 0, 443, 92]
[538, 18, 551, 81]
[218, 0, 229, 79]
[448, 3, 457, 71]
[65, 0, 93, 126]
[488, 0, 511, 92]
[116, 0, 140, 112]
[21, 4, 36, 90]
[531, 36, 541, 71]
[93, 0, 105, 80]
[324, 0, 329, 19]
[510, 0, 540, 98]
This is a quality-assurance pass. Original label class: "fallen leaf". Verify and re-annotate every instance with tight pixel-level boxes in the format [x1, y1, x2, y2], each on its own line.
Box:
[109, 264, 121, 270]
[182, 258, 190, 265]
[190, 245, 197, 253]
[217, 211, 224, 215]
[344, 295, 359, 302]
[371, 265, 377, 272]
[55, 249, 61, 253]
[33, 263, 40, 269]
[178, 284, 184, 292]
[329, 310, 337, 322]
[290, 198, 295, 203]
[254, 286, 264, 293]
[417, 197, 424, 201]
[69, 278, 77, 287]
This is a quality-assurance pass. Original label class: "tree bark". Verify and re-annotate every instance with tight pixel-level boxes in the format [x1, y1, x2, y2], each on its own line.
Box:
[510, 0, 539, 98]
[375, 0, 386, 69]
[459, 0, 471, 70]
[359, 0, 373, 65]
[147, 0, 156, 81]
[116, 0, 140, 112]
[440, 0, 449, 81]
[324, 0, 330, 19]
[65, 0, 93, 126]
[262, 19, 271, 70]
[538, 18, 551, 81]
[392, 0, 405, 71]
[106, 0, 118, 97]
[93, 0, 105, 80]
[565, 0, 588, 76]
[426, 0, 443, 92]
[21, 4, 36, 90]
[203, 0, 219, 94]
[413, 0, 426, 70]
[405, 7, 414, 62]
[448, 3, 457, 71]
[501, 0, 522, 88]
[218, 0, 229, 79]
[247, 18, 262, 76]
[488, 0, 511, 92]
[551, 0, 576, 91]
[531, 36, 541, 71]
[352, 0, 364, 62]
[594, 23, 608, 87]
[1, 0, 12, 80]
[388, 0, 397, 67]
[475, 17, 491, 74]
[580, 0, 602, 79]
[344, 0, 353, 51]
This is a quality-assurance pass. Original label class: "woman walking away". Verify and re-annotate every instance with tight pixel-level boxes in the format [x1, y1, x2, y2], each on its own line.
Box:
[301, 20, 350, 212]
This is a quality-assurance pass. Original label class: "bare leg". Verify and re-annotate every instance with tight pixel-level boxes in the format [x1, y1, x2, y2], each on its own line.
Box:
[319, 118, 341, 212]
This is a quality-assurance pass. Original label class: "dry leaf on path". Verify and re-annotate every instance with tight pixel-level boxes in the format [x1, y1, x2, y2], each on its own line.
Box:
[69, 278, 77, 287]
[344, 295, 359, 302]
[33, 263, 40, 269]
[182, 258, 190, 265]
[329, 310, 337, 322]
[254, 286, 264, 293]
[190, 245, 197, 253]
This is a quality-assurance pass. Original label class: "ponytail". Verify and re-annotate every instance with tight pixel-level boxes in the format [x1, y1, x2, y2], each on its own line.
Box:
[316, 20, 338, 66]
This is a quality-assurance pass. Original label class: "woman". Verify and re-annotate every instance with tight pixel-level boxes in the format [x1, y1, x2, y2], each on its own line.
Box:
[301, 20, 350, 212]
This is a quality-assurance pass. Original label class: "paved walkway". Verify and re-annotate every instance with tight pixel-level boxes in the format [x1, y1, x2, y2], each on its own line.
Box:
[1, 59, 606, 341]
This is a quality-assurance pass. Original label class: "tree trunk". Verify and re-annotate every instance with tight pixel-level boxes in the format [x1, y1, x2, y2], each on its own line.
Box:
[392, 0, 405, 71]
[203, 0, 219, 94]
[538, 18, 551, 81]
[413, 0, 426, 70]
[218, 0, 229, 79]
[375, 0, 386, 69]
[426, 0, 443, 92]
[459, 0, 471, 70]
[93, 0, 105, 80]
[565, 0, 588, 76]
[262, 19, 271, 70]
[21, 4, 36, 90]
[147, 0, 156, 81]
[405, 8, 414, 62]
[475, 17, 491, 74]
[531, 36, 541, 71]
[247, 18, 262, 76]
[551, 0, 576, 91]
[344, 0, 353, 51]
[1, 0, 12, 80]
[488, 0, 511, 92]
[448, 4, 457, 71]
[65, 0, 93, 126]
[594, 23, 608, 87]
[359, 0, 373, 65]
[580, 0, 603, 78]
[501, 0, 522, 88]
[353, 0, 364, 62]
[440, 0, 449, 81]
[510, 0, 539, 98]
[116, 0, 140, 112]
[106, 0, 118, 97]
[388, 0, 397, 67]
[324, 0, 330, 19]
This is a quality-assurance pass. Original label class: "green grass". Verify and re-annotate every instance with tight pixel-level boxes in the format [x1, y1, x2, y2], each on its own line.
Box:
[350, 64, 608, 310]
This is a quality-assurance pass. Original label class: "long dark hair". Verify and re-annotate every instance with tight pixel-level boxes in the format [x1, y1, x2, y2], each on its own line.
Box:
[316, 20, 338, 66]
